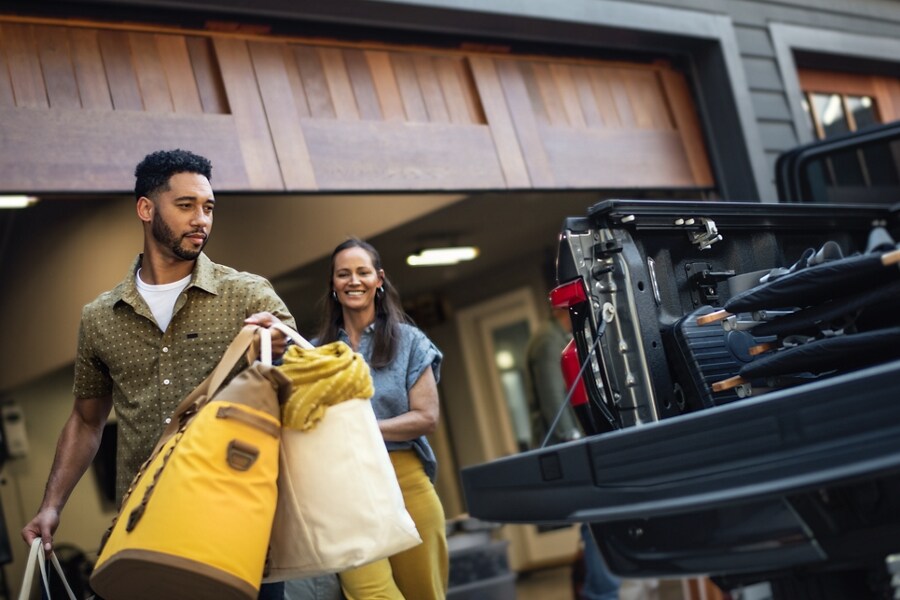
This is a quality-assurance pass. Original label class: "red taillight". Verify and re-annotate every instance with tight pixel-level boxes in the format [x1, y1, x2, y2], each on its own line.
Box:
[560, 338, 589, 407]
[549, 279, 587, 308]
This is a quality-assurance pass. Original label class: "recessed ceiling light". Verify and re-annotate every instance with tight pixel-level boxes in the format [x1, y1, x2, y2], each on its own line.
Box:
[406, 246, 480, 267]
[0, 195, 39, 209]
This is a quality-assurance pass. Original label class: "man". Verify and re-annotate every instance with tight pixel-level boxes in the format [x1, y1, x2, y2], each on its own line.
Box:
[525, 267, 620, 600]
[524, 304, 583, 448]
[21, 149, 293, 600]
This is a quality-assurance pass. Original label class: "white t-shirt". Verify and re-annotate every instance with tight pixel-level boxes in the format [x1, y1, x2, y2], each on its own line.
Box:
[135, 269, 192, 332]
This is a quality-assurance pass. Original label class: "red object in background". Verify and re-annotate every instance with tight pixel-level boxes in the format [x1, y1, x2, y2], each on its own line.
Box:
[561, 338, 589, 407]
[562, 337, 603, 436]
[549, 279, 587, 309]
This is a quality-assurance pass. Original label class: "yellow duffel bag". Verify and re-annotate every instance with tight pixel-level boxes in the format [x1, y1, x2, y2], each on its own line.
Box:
[90, 325, 290, 600]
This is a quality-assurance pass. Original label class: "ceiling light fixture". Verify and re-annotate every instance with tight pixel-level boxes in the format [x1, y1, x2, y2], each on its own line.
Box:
[406, 246, 480, 267]
[0, 195, 39, 209]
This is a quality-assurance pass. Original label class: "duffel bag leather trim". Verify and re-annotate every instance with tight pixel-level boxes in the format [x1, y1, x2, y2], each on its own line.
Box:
[92, 548, 258, 600]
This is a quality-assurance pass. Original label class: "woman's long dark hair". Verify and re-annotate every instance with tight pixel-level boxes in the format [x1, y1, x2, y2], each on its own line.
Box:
[316, 238, 412, 368]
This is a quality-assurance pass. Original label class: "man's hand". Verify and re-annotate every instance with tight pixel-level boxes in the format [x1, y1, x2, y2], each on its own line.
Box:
[245, 312, 292, 360]
[22, 507, 60, 553]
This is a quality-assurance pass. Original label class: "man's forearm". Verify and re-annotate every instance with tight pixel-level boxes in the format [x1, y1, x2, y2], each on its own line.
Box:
[40, 409, 106, 513]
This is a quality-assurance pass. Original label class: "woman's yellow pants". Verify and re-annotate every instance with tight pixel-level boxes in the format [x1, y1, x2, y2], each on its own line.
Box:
[339, 450, 448, 600]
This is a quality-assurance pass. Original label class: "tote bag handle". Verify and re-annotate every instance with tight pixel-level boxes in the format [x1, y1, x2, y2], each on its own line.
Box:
[269, 322, 315, 350]
[18, 538, 77, 600]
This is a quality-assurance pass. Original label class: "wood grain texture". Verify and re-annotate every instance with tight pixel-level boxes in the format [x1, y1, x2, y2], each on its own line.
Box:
[129, 32, 173, 113]
[293, 45, 335, 119]
[799, 68, 898, 113]
[34, 26, 81, 109]
[572, 65, 604, 128]
[641, 70, 674, 129]
[873, 77, 900, 122]
[550, 63, 586, 129]
[186, 36, 229, 114]
[300, 119, 505, 190]
[541, 126, 695, 188]
[435, 56, 471, 124]
[2, 23, 48, 108]
[213, 37, 283, 189]
[366, 50, 404, 122]
[98, 30, 143, 111]
[0, 107, 249, 191]
[281, 45, 310, 118]
[496, 58, 554, 187]
[319, 47, 358, 120]
[659, 68, 714, 187]
[588, 67, 622, 127]
[455, 58, 485, 125]
[622, 69, 655, 128]
[607, 68, 637, 128]
[468, 55, 530, 188]
[414, 54, 449, 123]
[0, 38, 15, 107]
[248, 41, 316, 189]
[343, 49, 381, 121]
[519, 62, 550, 127]
[156, 34, 203, 114]
[531, 62, 568, 127]
[69, 28, 113, 110]
[0, 17, 715, 195]
[392, 52, 428, 123]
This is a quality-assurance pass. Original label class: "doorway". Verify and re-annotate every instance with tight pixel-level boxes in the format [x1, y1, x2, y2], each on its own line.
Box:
[456, 288, 579, 571]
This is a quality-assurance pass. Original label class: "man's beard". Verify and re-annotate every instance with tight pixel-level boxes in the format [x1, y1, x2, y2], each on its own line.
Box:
[152, 212, 206, 260]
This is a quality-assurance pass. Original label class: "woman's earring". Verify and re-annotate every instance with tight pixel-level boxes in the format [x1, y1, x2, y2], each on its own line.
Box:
[332, 291, 337, 301]
[378, 286, 385, 295]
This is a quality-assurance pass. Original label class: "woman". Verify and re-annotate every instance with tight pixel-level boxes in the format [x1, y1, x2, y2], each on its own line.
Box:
[316, 238, 448, 600]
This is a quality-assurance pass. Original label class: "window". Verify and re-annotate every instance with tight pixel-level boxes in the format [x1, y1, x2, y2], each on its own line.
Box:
[785, 70, 900, 203]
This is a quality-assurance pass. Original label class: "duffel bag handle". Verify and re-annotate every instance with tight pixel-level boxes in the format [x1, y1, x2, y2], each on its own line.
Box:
[206, 325, 269, 399]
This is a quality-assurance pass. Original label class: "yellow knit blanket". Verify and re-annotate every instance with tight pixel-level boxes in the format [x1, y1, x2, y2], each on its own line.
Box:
[277, 341, 374, 431]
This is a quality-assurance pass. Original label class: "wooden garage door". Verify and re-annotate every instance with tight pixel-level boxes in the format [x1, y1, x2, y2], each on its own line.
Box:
[0, 16, 713, 193]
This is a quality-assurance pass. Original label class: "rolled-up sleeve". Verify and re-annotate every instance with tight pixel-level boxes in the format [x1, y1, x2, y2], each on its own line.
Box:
[405, 328, 442, 390]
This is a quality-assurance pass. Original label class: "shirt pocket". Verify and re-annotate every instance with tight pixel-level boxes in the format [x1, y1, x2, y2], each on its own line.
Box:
[175, 329, 242, 386]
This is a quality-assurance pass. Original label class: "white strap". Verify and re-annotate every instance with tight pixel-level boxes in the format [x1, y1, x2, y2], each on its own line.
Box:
[19, 539, 77, 600]
[49, 550, 77, 600]
[258, 326, 272, 366]
[270, 322, 315, 350]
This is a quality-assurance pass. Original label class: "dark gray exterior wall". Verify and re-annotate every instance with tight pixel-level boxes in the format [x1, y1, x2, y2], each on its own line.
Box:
[47, 0, 900, 201]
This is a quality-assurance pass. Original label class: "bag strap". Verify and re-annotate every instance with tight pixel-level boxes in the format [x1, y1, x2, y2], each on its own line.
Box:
[206, 324, 267, 403]
[19, 539, 77, 600]
[270, 322, 315, 350]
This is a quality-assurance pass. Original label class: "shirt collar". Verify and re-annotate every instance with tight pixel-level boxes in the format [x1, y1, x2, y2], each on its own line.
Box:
[337, 321, 376, 341]
[114, 252, 217, 307]
[189, 252, 219, 295]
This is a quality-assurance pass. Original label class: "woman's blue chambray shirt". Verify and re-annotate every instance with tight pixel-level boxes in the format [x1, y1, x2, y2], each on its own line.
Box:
[336, 322, 442, 482]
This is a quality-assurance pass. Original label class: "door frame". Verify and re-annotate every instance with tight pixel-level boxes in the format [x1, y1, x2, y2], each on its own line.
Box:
[456, 287, 579, 571]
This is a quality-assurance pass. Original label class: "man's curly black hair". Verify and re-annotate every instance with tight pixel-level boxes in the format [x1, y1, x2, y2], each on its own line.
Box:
[134, 149, 213, 200]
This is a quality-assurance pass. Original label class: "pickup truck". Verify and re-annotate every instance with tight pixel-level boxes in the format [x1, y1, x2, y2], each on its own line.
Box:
[461, 122, 900, 598]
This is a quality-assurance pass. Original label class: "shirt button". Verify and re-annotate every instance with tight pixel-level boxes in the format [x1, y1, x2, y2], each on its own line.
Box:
[164, 417, 172, 424]
[163, 379, 170, 385]
[162, 347, 169, 353]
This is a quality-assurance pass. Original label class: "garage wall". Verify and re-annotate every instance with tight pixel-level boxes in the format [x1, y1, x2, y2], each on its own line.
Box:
[0, 15, 713, 194]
